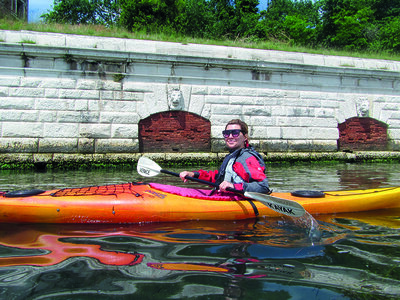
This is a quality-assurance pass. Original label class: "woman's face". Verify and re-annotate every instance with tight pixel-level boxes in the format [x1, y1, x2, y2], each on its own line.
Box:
[224, 124, 248, 151]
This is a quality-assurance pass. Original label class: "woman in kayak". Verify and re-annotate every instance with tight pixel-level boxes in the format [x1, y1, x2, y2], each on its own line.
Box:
[179, 119, 270, 194]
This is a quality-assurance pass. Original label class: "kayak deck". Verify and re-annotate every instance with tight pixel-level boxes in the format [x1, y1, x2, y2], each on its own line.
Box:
[274, 186, 400, 215]
[0, 182, 399, 224]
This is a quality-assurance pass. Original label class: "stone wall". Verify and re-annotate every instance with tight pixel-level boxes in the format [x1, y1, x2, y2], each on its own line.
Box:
[0, 30, 399, 156]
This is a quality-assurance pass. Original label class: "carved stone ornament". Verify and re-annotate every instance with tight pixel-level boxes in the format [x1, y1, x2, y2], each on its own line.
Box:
[356, 98, 369, 117]
[168, 89, 184, 110]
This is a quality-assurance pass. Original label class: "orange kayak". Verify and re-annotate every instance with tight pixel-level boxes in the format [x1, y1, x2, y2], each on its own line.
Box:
[0, 182, 399, 224]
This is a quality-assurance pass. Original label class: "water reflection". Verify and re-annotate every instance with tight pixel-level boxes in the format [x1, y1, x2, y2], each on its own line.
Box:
[0, 219, 330, 299]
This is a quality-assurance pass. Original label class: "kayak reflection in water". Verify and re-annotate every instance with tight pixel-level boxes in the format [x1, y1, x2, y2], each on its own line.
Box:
[180, 119, 270, 194]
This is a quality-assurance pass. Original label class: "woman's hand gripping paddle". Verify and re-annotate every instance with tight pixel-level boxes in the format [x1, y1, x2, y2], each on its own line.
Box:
[137, 156, 306, 218]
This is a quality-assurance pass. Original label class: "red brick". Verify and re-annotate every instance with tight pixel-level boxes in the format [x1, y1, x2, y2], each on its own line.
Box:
[338, 117, 388, 151]
[139, 112, 211, 152]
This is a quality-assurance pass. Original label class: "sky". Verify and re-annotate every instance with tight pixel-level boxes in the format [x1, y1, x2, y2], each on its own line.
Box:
[28, 0, 269, 23]
[29, 0, 54, 23]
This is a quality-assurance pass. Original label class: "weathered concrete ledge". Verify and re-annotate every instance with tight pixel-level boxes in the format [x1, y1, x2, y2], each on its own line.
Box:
[1, 151, 399, 170]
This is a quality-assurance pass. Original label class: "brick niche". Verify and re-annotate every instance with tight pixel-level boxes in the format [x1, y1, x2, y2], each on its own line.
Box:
[139, 111, 211, 152]
[338, 117, 388, 151]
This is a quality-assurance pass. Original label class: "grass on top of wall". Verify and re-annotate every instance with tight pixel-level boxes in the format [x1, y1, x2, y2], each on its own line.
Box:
[1, 18, 400, 62]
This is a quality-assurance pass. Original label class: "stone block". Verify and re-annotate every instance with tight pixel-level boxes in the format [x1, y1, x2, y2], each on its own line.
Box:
[0, 75, 20, 87]
[59, 89, 99, 100]
[44, 123, 79, 138]
[80, 124, 111, 138]
[300, 117, 338, 128]
[102, 99, 137, 112]
[33, 153, 54, 163]
[76, 79, 98, 90]
[0, 97, 35, 110]
[101, 112, 139, 124]
[242, 105, 270, 116]
[57, 111, 100, 123]
[210, 116, 241, 127]
[222, 87, 258, 97]
[230, 96, 260, 105]
[192, 86, 207, 95]
[205, 95, 229, 104]
[98, 80, 122, 91]
[211, 104, 242, 115]
[38, 138, 78, 153]
[73, 98, 89, 111]
[249, 116, 274, 127]
[312, 74, 341, 88]
[38, 111, 57, 122]
[211, 139, 227, 152]
[281, 72, 313, 87]
[95, 139, 139, 153]
[100, 90, 114, 100]
[35, 32, 66, 47]
[0, 109, 38, 122]
[307, 127, 339, 140]
[260, 140, 289, 152]
[281, 127, 308, 139]
[36, 98, 69, 111]
[123, 81, 155, 92]
[44, 88, 60, 98]
[188, 95, 205, 116]
[78, 138, 95, 153]
[41, 78, 76, 89]
[288, 139, 314, 151]
[0, 87, 8, 97]
[65, 35, 100, 49]
[207, 87, 222, 95]
[0, 138, 38, 153]
[111, 124, 138, 138]
[388, 128, 400, 139]
[312, 140, 338, 151]
[2, 122, 43, 137]
[28, 57, 55, 69]
[255, 126, 281, 139]
[122, 91, 143, 101]
[9, 87, 44, 98]
[0, 55, 22, 68]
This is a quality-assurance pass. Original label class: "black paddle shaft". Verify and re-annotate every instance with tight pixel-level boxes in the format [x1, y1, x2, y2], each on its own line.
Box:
[160, 169, 244, 195]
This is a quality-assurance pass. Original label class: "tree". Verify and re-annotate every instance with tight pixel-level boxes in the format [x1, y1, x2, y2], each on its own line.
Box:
[42, 0, 119, 26]
[258, 0, 319, 44]
[207, 0, 236, 38]
[176, 0, 214, 38]
[118, 0, 185, 33]
[233, 0, 260, 39]
[318, 0, 376, 50]
[282, 14, 315, 46]
[331, 6, 375, 50]
[371, 0, 400, 20]
[378, 16, 400, 52]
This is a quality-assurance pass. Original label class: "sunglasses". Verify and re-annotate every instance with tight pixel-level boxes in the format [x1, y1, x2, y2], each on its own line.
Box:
[222, 129, 243, 138]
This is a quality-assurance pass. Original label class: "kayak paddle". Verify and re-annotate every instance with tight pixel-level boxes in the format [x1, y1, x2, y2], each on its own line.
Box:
[137, 156, 305, 217]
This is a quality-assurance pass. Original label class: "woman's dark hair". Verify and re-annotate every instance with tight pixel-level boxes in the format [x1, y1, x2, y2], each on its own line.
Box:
[226, 119, 248, 135]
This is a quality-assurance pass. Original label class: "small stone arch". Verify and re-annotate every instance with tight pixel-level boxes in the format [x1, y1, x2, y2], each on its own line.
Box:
[338, 117, 388, 151]
[139, 111, 211, 152]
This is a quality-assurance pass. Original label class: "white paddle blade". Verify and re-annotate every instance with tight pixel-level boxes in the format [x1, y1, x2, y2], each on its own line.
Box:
[137, 157, 162, 177]
[244, 192, 306, 217]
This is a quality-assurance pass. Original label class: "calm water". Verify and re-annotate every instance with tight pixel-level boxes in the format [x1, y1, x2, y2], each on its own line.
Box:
[0, 162, 399, 299]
